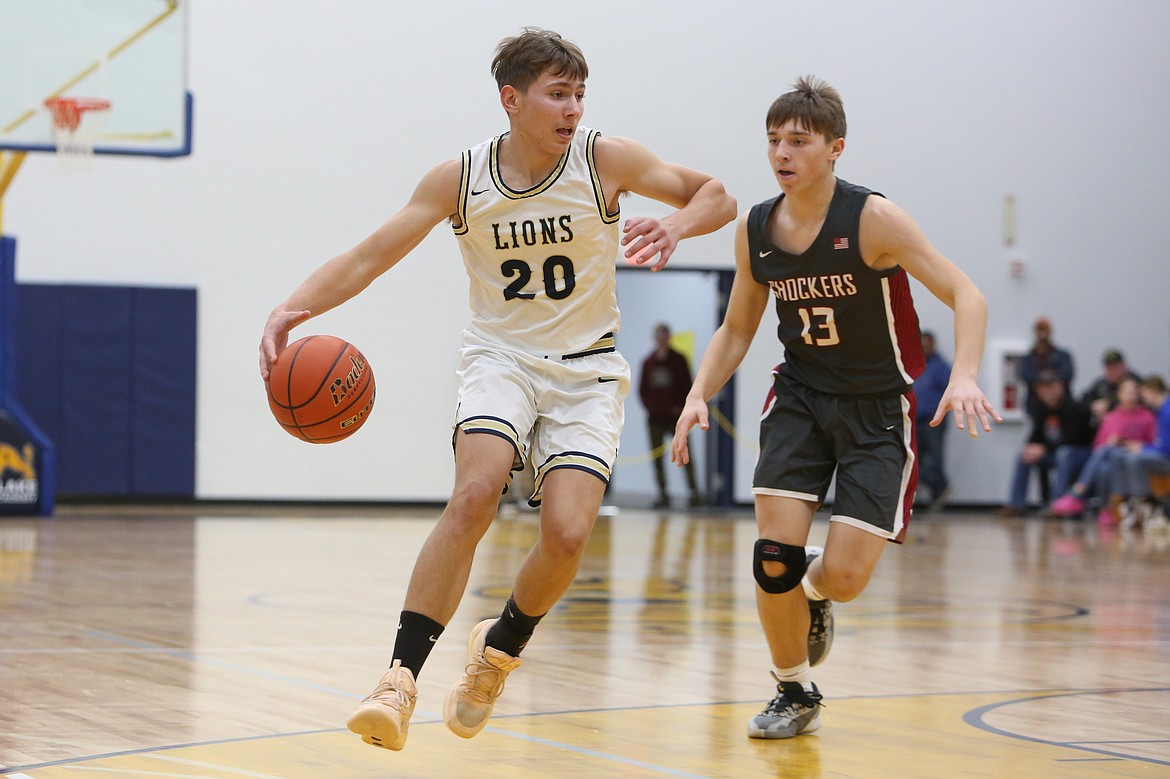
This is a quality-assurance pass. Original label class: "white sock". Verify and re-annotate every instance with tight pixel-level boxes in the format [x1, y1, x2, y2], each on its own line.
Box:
[774, 660, 811, 686]
[802, 570, 828, 602]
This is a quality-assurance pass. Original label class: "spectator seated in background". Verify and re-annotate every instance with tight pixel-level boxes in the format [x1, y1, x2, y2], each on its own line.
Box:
[1081, 349, 1141, 426]
[1102, 375, 1170, 528]
[1048, 377, 1155, 519]
[998, 370, 1094, 516]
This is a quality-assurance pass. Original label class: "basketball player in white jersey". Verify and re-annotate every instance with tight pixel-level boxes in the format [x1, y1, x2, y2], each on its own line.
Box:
[259, 28, 735, 752]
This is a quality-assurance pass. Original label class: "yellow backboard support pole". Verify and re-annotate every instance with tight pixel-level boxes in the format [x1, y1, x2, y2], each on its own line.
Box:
[0, 150, 29, 234]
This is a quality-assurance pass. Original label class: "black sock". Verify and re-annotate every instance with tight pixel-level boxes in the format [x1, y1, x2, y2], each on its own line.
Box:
[485, 595, 544, 657]
[392, 610, 444, 679]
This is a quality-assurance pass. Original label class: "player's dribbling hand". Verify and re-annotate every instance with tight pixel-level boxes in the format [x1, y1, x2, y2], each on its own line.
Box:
[672, 396, 709, 465]
[259, 308, 312, 382]
[622, 216, 681, 271]
[932, 375, 1002, 438]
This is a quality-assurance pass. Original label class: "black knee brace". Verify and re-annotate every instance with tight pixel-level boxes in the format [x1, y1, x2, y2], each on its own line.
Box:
[753, 539, 807, 594]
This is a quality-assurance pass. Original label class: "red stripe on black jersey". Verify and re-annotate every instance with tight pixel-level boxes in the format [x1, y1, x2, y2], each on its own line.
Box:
[885, 268, 926, 384]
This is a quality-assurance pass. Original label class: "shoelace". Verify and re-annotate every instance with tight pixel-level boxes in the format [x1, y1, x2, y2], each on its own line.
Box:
[762, 675, 823, 715]
[762, 692, 823, 715]
[367, 680, 413, 710]
[460, 654, 509, 703]
[762, 694, 804, 717]
[809, 615, 828, 640]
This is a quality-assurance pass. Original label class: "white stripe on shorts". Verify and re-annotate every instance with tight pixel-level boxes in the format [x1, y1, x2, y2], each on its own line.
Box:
[752, 487, 820, 502]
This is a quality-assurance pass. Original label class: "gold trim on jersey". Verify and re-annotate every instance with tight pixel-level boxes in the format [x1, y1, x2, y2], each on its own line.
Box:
[585, 129, 620, 225]
[488, 132, 570, 199]
[452, 149, 471, 235]
[560, 332, 616, 360]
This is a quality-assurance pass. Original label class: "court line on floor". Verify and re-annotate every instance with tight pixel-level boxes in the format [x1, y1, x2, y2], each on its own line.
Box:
[81, 629, 359, 699]
[963, 687, 1170, 767]
[0, 730, 338, 776]
[33, 630, 1170, 773]
[7, 687, 1160, 775]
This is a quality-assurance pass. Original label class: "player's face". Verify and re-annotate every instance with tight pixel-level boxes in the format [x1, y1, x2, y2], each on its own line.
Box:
[511, 70, 586, 155]
[766, 119, 842, 193]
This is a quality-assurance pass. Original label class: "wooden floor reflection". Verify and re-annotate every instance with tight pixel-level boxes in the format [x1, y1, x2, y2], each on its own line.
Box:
[1, 504, 1169, 778]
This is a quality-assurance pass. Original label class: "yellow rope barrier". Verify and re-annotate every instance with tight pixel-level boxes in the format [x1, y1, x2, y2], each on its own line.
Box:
[615, 442, 670, 466]
[707, 406, 760, 452]
[614, 404, 759, 465]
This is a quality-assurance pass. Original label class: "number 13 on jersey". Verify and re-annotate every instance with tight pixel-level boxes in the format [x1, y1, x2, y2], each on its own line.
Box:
[798, 306, 840, 346]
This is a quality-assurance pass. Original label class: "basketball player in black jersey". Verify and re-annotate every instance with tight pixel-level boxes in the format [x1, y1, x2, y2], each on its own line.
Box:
[672, 76, 1000, 740]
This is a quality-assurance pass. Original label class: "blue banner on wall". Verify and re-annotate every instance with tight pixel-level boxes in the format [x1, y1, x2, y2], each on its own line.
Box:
[0, 409, 43, 512]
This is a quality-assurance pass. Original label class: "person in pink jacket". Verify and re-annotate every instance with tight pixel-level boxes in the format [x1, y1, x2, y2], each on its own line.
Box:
[1050, 377, 1155, 522]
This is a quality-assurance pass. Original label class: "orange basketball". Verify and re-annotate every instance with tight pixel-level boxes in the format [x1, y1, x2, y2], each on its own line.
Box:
[266, 335, 376, 443]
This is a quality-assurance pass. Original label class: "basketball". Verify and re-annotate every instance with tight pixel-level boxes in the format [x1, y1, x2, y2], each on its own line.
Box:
[266, 335, 376, 443]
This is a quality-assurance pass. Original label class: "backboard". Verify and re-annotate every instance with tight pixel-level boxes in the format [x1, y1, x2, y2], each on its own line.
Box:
[0, 0, 191, 157]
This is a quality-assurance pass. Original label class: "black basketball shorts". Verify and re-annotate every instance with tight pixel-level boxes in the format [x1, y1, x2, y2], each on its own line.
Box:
[752, 369, 918, 542]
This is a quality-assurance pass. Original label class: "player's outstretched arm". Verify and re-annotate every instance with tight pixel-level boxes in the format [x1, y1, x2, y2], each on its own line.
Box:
[860, 197, 1002, 436]
[259, 159, 461, 380]
[593, 136, 735, 271]
[673, 217, 770, 465]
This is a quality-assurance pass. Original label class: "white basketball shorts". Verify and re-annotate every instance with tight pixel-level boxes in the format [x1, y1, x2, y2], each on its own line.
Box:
[453, 331, 630, 506]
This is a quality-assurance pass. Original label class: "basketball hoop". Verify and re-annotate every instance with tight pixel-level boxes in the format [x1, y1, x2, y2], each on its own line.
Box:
[43, 97, 111, 170]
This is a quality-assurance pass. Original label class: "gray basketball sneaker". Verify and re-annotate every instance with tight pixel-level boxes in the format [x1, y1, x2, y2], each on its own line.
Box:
[805, 546, 834, 666]
[748, 676, 824, 739]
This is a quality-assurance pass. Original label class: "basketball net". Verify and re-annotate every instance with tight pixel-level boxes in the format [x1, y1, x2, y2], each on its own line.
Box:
[43, 97, 111, 171]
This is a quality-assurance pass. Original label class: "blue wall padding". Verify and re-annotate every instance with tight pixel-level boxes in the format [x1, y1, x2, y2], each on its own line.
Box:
[63, 286, 133, 492]
[14, 283, 196, 497]
[11, 285, 61, 443]
[130, 287, 197, 494]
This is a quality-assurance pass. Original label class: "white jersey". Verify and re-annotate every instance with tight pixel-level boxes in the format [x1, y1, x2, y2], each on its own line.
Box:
[452, 126, 621, 357]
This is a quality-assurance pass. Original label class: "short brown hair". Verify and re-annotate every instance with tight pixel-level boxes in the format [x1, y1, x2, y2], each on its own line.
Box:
[766, 76, 847, 142]
[1142, 375, 1167, 394]
[491, 28, 588, 93]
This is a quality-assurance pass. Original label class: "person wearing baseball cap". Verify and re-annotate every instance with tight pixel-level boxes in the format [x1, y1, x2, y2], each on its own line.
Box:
[1082, 348, 1141, 423]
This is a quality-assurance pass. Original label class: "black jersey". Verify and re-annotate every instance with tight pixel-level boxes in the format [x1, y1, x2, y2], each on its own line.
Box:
[748, 178, 925, 396]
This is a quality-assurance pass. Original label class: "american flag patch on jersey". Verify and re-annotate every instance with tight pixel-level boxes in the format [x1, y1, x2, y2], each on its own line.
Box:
[833, 237, 849, 250]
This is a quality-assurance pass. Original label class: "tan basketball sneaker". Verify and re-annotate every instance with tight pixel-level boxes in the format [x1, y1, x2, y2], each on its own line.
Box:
[443, 618, 522, 738]
[346, 660, 418, 751]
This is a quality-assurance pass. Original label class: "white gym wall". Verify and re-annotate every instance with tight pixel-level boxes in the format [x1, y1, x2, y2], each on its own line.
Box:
[6, 0, 1169, 504]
